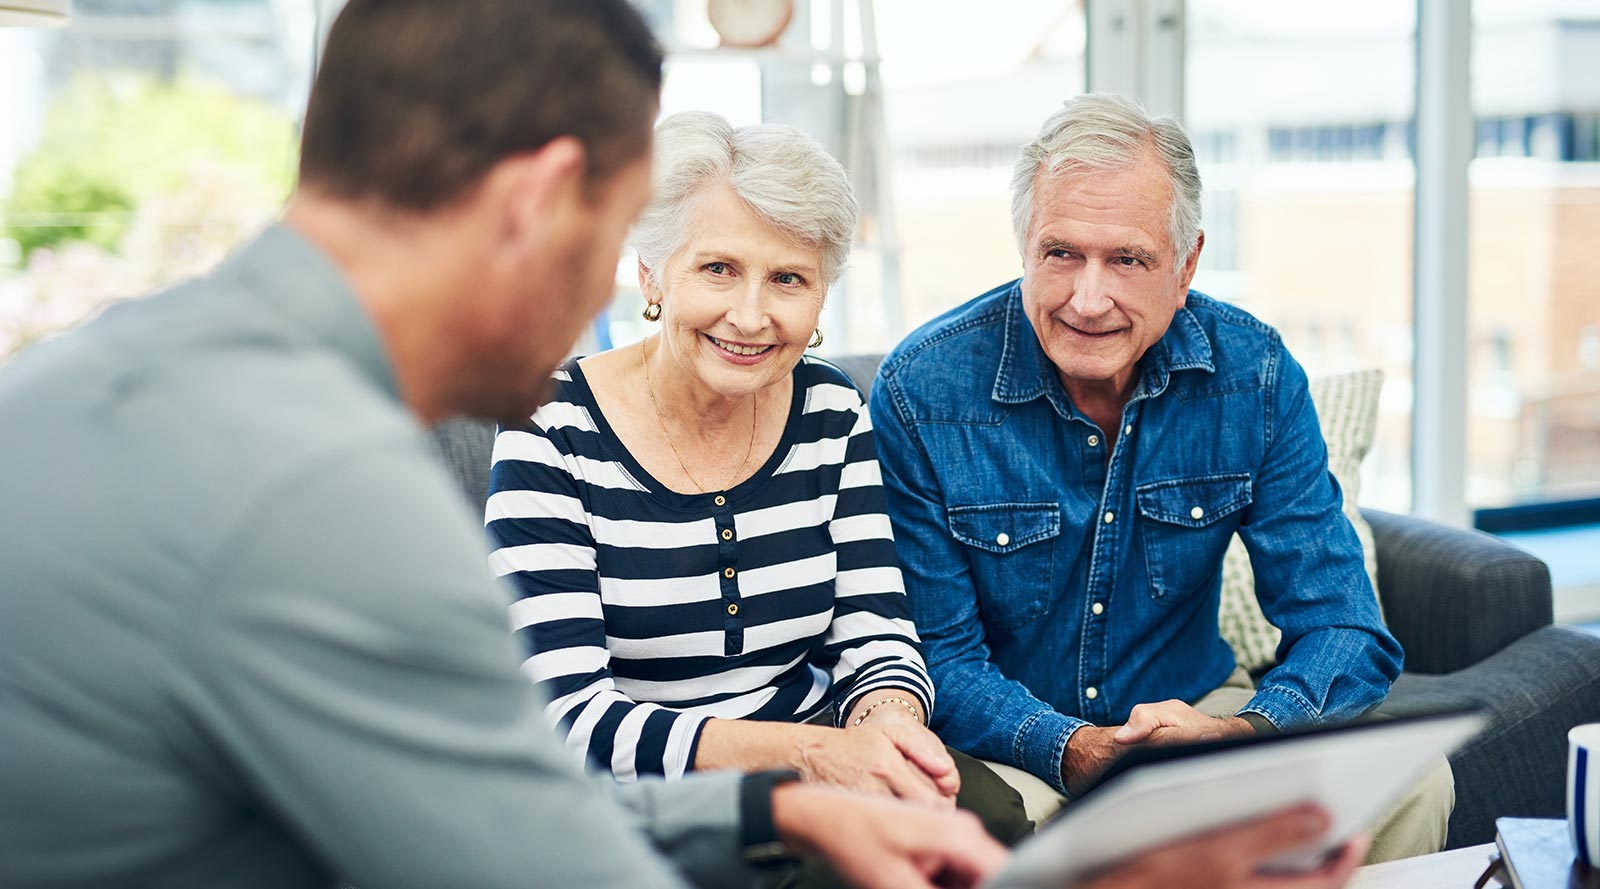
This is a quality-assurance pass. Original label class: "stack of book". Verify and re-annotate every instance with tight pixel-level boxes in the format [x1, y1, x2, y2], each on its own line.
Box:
[1481, 818, 1600, 889]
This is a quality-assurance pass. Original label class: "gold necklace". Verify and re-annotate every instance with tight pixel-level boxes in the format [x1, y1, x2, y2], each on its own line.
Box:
[641, 338, 757, 494]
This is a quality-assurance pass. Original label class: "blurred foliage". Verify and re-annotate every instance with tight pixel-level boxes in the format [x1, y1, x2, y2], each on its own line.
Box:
[3, 74, 295, 260]
[0, 74, 297, 360]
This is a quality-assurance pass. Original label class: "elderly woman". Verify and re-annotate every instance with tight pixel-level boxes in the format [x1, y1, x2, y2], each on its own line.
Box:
[486, 111, 1027, 843]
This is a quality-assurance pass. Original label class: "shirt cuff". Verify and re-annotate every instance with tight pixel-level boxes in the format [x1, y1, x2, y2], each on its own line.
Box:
[1241, 684, 1321, 732]
[1014, 708, 1086, 795]
[738, 770, 803, 866]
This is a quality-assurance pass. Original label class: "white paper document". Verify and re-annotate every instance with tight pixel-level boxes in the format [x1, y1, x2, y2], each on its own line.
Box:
[987, 710, 1485, 889]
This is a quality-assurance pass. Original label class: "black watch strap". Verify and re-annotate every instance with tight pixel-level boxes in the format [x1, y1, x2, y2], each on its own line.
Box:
[740, 769, 803, 866]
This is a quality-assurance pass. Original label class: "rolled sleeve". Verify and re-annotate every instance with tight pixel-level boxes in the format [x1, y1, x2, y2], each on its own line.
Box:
[1015, 709, 1087, 795]
[1240, 348, 1402, 727]
[825, 405, 937, 726]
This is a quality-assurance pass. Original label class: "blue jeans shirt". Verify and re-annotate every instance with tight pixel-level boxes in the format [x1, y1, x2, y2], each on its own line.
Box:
[869, 281, 1403, 793]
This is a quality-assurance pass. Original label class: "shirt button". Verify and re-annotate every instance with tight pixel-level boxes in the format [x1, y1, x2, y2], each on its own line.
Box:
[1124, 425, 1133, 436]
[1091, 602, 1105, 616]
[1087, 434, 1100, 447]
[995, 532, 1010, 547]
[714, 495, 727, 507]
[1103, 511, 1115, 524]
[727, 602, 739, 616]
[723, 567, 736, 579]
[1190, 506, 1205, 520]
[1085, 687, 1099, 700]
[721, 528, 734, 541]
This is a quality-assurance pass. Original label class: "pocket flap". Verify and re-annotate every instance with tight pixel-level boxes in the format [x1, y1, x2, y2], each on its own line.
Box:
[1135, 474, 1253, 527]
[947, 502, 1060, 553]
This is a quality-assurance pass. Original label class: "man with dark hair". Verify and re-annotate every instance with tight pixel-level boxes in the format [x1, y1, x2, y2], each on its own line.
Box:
[297, 0, 661, 214]
[0, 2, 1001, 886]
[0, 2, 1362, 887]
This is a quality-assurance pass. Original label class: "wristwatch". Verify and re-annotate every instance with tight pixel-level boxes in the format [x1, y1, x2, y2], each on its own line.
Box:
[740, 769, 804, 866]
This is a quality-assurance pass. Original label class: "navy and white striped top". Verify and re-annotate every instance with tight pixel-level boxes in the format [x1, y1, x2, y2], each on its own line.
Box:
[486, 355, 934, 781]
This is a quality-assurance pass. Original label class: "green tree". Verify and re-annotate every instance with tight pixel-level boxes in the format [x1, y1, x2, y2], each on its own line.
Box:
[3, 75, 296, 260]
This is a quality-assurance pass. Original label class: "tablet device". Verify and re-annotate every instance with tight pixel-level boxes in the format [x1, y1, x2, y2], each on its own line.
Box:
[985, 710, 1485, 889]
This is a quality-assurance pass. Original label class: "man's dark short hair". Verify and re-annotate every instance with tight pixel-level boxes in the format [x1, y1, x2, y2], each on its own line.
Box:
[298, 0, 662, 210]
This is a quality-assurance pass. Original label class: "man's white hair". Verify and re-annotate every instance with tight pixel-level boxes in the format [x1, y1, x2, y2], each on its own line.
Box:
[1010, 93, 1203, 268]
[631, 111, 858, 288]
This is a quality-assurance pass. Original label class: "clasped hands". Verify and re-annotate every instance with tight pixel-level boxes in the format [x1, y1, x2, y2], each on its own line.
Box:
[1064, 699, 1256, 797]
[794, 694, 960, 807]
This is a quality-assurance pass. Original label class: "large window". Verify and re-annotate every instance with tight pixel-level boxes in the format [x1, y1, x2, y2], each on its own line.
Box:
[1468, 0, 1600, 509]
[1185, 1, 1418, 510]
[0, 0, 310, 363]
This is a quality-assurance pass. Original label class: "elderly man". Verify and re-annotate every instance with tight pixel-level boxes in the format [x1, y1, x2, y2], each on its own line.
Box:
[871, 93, 1453, 862]
[0, 7, 1367, 889]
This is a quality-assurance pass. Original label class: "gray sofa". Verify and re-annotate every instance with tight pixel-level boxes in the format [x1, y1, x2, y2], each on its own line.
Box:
[430, 352, 1600, 849]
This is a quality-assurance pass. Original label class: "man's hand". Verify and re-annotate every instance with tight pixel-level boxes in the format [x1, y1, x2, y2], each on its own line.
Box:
[771, 782, 1007, 889]
[1062, 725, 1127, 797]
[1113, 700, 1255, 747]
[1082, 803, 1368, 889]
[1065, 702, 1257, 796]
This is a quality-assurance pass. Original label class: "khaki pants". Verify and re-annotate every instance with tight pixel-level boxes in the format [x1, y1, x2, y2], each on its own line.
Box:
[975, 668, 1456, 864]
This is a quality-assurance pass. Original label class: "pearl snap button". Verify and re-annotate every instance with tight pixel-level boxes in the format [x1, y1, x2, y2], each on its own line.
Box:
[995, 532, 1010, 547]
[1092, 602, 1105, 615]
[1087, 435, 1100, 447]
[1103, 511, 1115, 524]
[1085, 687, 1099, 700]
[1191, 506, 1205, 520]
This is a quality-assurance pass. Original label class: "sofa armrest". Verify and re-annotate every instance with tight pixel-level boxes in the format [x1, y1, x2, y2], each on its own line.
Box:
[1363, 508, 1553, 674]
[828, 353, 888, 398]
[1378, 624, 1600, 845]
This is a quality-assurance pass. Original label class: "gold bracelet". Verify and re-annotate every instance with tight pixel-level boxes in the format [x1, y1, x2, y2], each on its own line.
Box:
[851, 696, 923, 727]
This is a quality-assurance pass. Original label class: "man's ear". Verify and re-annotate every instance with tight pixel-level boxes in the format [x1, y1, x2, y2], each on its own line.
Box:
[490, 136, 588, 251]
[1176, 229, 1205, 296]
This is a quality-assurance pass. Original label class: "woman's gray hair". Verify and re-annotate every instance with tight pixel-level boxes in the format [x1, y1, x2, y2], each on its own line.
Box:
[631, 111, 858, 288]
[1010, 93, 1203, 269]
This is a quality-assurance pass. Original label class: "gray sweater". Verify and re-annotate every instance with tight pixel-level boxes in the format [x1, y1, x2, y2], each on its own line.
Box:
[0, 225, 752, 889]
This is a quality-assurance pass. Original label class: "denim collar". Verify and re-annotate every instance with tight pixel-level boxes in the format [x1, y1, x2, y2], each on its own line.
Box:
[991, 282, 1215, 411]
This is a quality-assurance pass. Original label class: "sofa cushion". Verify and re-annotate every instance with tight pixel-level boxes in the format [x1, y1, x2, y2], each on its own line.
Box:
[1218, 368, 1385, 672]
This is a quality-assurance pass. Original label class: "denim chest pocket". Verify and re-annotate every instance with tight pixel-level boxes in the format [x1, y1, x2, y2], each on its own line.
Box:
[1135, 473, 1253, 601]
[947, 502, 1060, 630]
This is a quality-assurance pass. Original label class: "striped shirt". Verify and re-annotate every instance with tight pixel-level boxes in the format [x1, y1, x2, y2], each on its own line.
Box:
[486, 355, 934, 781]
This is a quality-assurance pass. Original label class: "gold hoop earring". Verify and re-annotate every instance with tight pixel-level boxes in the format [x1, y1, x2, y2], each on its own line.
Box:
[642, 303, 662, 322]
[808, 329, 824, 349]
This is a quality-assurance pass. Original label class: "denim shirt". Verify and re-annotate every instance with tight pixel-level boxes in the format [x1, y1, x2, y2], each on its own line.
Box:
[869, 280, 1402, 793]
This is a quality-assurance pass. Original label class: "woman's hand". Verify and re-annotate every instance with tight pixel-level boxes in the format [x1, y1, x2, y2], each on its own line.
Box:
[795, 702, 960, 806]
